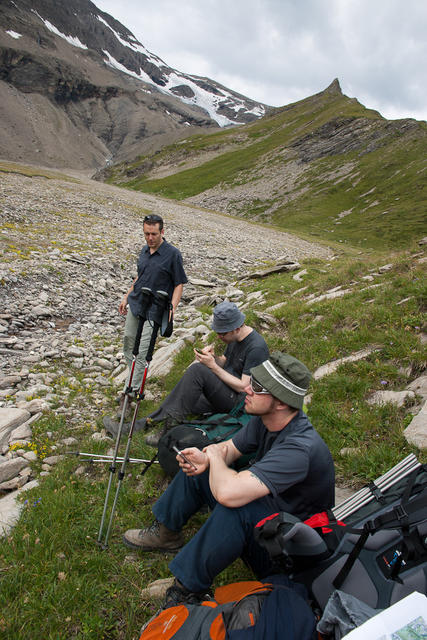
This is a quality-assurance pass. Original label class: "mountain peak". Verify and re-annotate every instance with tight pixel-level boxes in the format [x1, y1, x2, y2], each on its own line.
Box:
[325, 78, 342, 94]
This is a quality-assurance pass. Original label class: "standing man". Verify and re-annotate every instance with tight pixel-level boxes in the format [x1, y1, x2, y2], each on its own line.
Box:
[112, 214, 187, 418]
[123, 351, 335, 607]
[104, 301, 269, 439]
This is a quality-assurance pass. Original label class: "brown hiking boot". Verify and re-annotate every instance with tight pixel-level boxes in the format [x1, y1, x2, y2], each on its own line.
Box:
[123, 520, 184, 552]
[145, 431, 161, 447]
[103, 416, 146, 438]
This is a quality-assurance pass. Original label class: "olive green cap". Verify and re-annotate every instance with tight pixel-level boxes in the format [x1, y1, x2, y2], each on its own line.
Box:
[251, 351, 311, 409]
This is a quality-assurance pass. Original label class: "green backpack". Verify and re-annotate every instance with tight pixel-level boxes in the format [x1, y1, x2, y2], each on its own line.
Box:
[157, 402, 252, 477]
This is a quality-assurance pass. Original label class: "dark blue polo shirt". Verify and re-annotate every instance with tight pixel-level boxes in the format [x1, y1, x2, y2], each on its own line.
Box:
[128, 239, 187, 318]
[232, 411, 335, 520]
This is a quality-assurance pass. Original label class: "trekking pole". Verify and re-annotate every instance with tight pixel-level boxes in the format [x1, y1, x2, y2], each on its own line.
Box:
[333, 455, 419, 520]
[97, 287, 154, 547]
[66, 451, 159, 464]
[333, 454, 420, 521]
[335, 458, 420, 521]
[98, 290, 170, 548]
[333, 454, 418, 518]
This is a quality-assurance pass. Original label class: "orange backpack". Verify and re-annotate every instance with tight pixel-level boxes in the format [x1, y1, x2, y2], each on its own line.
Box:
[139, 577, 317, 640]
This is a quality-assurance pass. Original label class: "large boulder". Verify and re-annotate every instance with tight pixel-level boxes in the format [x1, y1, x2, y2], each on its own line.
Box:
[404, 401, 427, 450]
[0, 408, 31, 448]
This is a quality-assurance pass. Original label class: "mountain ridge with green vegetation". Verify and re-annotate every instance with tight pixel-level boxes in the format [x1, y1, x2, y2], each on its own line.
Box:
[99, 79, 427, 252]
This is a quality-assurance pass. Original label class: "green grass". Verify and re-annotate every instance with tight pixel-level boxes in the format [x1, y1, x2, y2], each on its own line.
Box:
[103, 85, 426, 253]
[0, 244, 426, 637]
[270, 135, 427, 250]
[117, 92, 379, 199]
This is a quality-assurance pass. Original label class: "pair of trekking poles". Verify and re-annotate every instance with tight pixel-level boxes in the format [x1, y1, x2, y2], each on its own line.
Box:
[79, 287, 171, 548]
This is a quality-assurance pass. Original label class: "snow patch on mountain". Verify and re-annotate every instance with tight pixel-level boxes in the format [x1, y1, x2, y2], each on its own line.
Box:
[6, 30, 22, 39]
[95, 11, 262, 127]
[97, 15, 164, 66]
[33, 11, 88, 49]
[101, 48, 239, 127]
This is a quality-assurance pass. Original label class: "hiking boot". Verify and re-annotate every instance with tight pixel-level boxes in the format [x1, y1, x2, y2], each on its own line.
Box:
[163, 579, 213, 609]
[103, 416, 146, 438]
[144, 416, 178, 447]
[145, 431, 161, 447]
[123, 520, 184, 552]
[140, 577, 175, 601]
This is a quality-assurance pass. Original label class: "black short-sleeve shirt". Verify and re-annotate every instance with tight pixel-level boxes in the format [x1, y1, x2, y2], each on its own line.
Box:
[223, 330, 269, 378]
[128, 239, 187, 318]
[232, 411, 335, 520]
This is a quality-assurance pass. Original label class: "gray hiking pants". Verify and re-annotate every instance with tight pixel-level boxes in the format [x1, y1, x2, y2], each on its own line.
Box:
[123, 309, 156, 392]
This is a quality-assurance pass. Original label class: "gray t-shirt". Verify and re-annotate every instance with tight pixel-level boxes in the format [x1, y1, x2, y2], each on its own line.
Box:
[232, 411, 335, 519]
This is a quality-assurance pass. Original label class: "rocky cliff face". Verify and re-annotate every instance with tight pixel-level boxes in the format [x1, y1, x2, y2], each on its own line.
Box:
[0, 0, 271, 170]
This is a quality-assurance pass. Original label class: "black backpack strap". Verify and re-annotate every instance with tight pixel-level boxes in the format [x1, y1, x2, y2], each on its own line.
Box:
[371, 469, 425, 531]
[333, 469, 426, 588]
[367, 480, 387, 504]
[332, 521, 375, 590]
[209, 425, 243, 443]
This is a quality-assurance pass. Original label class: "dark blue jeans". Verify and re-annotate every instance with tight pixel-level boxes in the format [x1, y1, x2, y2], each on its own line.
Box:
[152, 469, 275, 593]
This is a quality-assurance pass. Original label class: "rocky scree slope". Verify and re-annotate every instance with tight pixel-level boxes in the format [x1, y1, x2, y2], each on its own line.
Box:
[0, 0, 270, 170]
[0, 167, 331, 498]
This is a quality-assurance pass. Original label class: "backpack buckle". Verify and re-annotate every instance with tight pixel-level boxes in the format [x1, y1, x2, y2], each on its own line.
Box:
[364, 520, 376, 534]
[394, 504, 408, 522]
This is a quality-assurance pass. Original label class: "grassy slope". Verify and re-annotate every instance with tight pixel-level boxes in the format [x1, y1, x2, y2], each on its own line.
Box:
[104, 86, 427, 252]
[1, 232, 426, 638]
[1, 96, 426, 635]
[110, 90, 378, 197]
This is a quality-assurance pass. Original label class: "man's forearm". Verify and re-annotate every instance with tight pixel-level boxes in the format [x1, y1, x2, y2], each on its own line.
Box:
[171, 283, 183, 310]
[125, 276, 138, 298]
[209, 363, 248, 393]
[208, 454, 239, 502]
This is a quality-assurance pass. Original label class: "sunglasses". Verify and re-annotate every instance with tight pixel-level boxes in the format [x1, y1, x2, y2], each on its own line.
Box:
[143, 215, 163, 224]
[250, 375, 271, 395]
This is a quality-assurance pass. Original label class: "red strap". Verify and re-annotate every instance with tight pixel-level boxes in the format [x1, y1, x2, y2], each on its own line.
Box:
[254, 512, 279, 528]
[304, 511, 346, 533]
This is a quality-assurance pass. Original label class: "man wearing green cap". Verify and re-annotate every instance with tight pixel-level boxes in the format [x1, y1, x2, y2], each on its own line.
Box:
[123, 351, 335, 607]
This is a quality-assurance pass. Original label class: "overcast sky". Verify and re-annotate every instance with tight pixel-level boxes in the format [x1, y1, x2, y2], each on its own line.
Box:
[94, 0, 427, 122]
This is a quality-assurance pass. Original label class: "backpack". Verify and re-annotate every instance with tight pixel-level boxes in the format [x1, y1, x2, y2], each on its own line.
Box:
[139, 575, 317, 640]
[157, 402, 252, 477]
[254, 455, 427, 612]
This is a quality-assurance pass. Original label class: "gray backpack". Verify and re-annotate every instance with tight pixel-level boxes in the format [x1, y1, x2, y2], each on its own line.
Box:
[255, 457, 427, 611]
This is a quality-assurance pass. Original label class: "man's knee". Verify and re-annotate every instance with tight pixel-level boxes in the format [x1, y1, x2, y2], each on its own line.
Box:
[212, 501, 269, 535]
[178, 362, 210, 387]
[123, 333, 135, 354]
[187, 362, 222, 386]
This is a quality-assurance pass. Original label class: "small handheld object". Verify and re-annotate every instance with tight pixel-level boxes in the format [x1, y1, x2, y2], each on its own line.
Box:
[172, 445, 198, 471]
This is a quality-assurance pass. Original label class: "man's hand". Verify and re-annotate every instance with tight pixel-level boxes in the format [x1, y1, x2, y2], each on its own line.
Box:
[118, 296, 128, 316]
[194, 347, 216, 370]
[205, 442, 228, 464]
[177, 447, 209, 476]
